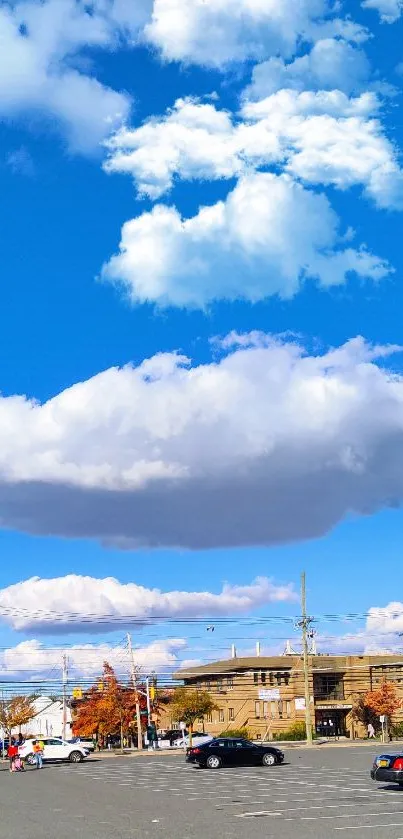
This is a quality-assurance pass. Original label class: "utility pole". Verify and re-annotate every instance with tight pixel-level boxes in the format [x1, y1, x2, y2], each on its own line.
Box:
[127, 633, 143, 751]
[299, 572, 313, 746]
[62, 653, 68, 741]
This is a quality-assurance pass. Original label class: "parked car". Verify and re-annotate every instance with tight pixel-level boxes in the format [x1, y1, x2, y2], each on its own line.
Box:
[68, 736, 95, 752]
[371, 753, 403, 786]
[19, 737, 88, 764]
[158, 729, 186, 748]
[174, 733, 212, 749]
[186, 737, 284, 768]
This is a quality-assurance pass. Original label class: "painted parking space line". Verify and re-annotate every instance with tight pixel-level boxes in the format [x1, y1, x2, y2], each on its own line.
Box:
[334, 823, 403, 831]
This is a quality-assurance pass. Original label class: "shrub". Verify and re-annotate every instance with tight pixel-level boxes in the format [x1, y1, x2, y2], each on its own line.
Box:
[391, 721, 403, 738]
[219, 727, 251, 740]
[273, 722, 312, 741]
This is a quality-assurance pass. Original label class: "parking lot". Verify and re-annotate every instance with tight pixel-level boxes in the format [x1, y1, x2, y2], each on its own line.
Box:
[2, 745, 403, 838]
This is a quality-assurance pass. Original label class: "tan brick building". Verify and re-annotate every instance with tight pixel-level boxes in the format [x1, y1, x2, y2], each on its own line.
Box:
[160, 653, 403, 740]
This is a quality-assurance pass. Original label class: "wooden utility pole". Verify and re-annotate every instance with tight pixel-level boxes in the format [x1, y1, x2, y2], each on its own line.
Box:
[62, 653, 68, 741]
[127, 633, 143, 750]
[301, 572, 313, 746]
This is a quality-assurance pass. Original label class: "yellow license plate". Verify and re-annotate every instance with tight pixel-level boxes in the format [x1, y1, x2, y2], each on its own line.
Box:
[378, 760, 389, 767]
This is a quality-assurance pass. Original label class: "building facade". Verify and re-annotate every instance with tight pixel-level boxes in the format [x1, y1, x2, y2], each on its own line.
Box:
[161, 653, 403, 740]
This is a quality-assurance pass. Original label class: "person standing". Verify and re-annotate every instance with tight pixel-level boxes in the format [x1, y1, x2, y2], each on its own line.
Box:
[368, 723, 375, 739]
[33, 739, 44, 769]
[7, 739, 18, 772]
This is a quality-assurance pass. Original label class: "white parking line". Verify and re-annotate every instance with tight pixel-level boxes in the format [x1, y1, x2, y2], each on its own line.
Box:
[334, 823, 403, 831]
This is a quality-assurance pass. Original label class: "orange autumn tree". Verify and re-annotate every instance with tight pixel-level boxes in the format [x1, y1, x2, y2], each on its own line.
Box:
[0, 695, 36, 738]
[365, 680, 401, 739]
[73, 662, 147, 746]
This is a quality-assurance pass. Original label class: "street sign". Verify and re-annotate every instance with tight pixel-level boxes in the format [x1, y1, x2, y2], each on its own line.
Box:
[380, 715, 385, 723]
[72, 687, 83, 699]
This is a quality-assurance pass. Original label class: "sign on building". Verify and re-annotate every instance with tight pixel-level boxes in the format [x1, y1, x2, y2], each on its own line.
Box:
[258, 689, 280, 700]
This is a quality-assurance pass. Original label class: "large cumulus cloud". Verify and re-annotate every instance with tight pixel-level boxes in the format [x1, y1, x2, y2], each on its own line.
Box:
[0, 335, 402, 548]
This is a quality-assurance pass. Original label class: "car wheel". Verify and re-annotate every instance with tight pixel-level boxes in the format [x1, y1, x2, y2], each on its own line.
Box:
[206, 755, 222, 769]
[25, 753, 36, 766]
[69, 751, 83, 763]
[262, 753, 276, 766]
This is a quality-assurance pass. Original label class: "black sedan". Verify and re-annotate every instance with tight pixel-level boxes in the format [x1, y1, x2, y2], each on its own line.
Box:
[371, 753, 403, 786]
[186, 737, 284, 769]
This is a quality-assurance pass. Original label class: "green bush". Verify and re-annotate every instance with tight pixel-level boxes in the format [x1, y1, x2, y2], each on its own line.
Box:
[273, 722, 312, 741]
[391, 721, 403, 738]
[218, 727, 251, 740]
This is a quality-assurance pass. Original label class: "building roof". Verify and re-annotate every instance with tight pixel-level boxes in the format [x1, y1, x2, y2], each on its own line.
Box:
[173, 653, 403, 681]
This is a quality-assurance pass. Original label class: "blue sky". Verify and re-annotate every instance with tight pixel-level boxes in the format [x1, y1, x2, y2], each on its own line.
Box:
[1, 0, 403, 686]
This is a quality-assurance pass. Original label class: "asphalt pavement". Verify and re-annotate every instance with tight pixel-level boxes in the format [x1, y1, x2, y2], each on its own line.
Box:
[2, 745, 403, 839]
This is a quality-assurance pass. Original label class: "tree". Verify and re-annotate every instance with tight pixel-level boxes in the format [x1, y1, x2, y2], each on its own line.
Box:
[364, 681, 401, 740]
[170, 688, 217, 746]
[0, 695, 36, 738]
[73, 662, 147, 749]
[351, 694, 379, 732]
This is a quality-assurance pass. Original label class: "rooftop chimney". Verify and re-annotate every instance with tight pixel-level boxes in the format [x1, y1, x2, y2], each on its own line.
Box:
[256, 641, 261, 657]
[231, 644, 237, 659]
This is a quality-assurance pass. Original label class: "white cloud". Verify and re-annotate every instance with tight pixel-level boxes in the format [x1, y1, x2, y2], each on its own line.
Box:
[105, 92, 403, 209]
[144, 0, 366, 67]
[245, 39, 371, 99]
[362, 0, 403, 22]
[0, 0, 131, 152]
[0, 336, 402, 548]
[0, 638, 187, 680]
[0, 574, 294, 632]
[102, 172, 390, 307]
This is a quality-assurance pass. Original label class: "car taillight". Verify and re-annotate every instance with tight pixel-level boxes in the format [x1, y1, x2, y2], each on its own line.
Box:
[191, 747, 201, 754]
[393, 758, 403, 770]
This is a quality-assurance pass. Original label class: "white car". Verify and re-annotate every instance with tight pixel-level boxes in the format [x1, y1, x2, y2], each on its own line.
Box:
[171, 734, 212, 749]
[19, 737, 88, 764]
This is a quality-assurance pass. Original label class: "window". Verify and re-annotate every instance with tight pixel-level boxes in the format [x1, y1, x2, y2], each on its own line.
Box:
[263, 702, 269, 718]
[278, 700, 283, 719]
[206, 713, 213, 723]
[206, 680, 211, 691]
[227, 676, 234, 689]
[213, 740, 226, 748]
[255, 701, 260, 718]
[286, 700, 291, 719]
[218, 709, 224, 723]
[261, 671, 266, 684]
[253, 672, 259, 684]
[228, 707, 235, 721]
[284, 673, 290, 686]
[269, 671, 274, 686]
[313, 674, 344, 700]
[270, 701, 276, 719]
[216, 679, 223, 691]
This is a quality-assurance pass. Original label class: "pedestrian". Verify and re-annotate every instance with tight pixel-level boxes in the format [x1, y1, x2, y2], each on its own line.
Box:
[33, 739, 44, 769]
[7, 739, 18, 772]
[13, 754, 24, 772]
[17, 733, 24, 747]
[368, 723, 375, 739]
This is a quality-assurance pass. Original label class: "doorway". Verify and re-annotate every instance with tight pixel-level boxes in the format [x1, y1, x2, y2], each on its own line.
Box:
[315, 710, 347, 737]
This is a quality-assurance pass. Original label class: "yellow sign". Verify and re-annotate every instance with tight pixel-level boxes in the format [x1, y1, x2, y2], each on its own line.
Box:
[72, 687, 83, 699]
[150, 686, 156, 701]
